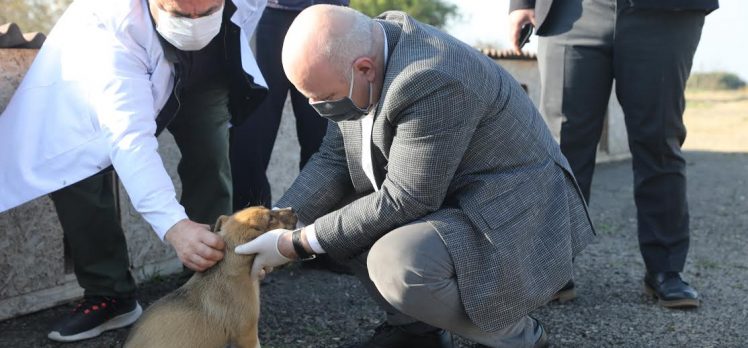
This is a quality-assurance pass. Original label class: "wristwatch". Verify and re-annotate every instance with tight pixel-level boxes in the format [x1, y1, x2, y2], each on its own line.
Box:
[291, 228, 316, 261]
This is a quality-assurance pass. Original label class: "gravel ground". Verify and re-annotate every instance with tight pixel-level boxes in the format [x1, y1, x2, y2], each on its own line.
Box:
[1, 150, 746, 347]
[2, 91, 746, 348]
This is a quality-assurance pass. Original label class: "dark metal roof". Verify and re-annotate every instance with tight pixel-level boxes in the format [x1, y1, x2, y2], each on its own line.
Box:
[0, 23, 46, 49]
[479, 47, 536, 61]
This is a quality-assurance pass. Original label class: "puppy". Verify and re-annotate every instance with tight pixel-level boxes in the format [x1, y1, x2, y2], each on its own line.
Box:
[124, 206, 297, 348]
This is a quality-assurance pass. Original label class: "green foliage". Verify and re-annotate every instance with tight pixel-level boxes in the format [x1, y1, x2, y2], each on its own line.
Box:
[350, 0, 458, 28]
[3, 0, 460, 33]
[687, 72, 747, 91]
[0, 0, 73, 34]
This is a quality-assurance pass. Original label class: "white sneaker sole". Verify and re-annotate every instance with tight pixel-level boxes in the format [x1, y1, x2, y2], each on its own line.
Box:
[48, 303, 143, 342]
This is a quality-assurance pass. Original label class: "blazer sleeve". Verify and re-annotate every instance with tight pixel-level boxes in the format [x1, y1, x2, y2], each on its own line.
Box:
[87, 22, 187, 239]
[274, 121, 354, 225]
[509, 0, 536, 12]
[313, 72, 484, 259]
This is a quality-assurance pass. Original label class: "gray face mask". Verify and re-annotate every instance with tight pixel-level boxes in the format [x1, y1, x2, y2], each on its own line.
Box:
[310, 69, 372, 123]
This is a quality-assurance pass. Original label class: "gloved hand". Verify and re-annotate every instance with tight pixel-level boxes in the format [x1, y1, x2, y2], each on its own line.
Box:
[235, 228, 293, 280]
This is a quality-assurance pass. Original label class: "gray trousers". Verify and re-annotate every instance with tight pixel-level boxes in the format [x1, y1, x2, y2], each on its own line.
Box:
[538, 0, 706, 272]
[345, 221, 540, 348]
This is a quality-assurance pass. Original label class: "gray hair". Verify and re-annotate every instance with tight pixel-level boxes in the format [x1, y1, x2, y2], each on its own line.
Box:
[318, 6, 376, 77]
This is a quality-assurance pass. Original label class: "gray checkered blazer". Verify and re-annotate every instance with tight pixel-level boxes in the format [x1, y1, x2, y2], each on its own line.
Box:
[275, 12, 595, 332]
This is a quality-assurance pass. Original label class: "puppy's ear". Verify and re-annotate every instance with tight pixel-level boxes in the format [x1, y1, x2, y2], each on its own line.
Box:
[213, 215, 230, 233]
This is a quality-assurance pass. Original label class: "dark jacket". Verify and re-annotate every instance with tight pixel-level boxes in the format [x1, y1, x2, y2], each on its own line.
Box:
[155, 1, 267, 135]
[509, 0, 719, 36]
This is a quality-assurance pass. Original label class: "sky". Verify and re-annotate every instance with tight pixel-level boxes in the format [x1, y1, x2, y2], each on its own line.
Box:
[443, 0, 748, 81]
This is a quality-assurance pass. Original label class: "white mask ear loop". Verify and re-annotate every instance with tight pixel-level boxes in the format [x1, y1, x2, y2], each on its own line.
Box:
[348, 68, 374, 112]
[367, 81, 373, 110]
[348, 68, 356, 98]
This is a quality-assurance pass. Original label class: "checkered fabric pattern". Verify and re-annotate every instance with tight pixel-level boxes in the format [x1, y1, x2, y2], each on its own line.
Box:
[276, 12, 595, 332]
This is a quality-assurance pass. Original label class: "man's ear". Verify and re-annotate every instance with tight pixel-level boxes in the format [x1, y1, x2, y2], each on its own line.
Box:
[213, 215, 230, 232]
[353, 57, 376, 82]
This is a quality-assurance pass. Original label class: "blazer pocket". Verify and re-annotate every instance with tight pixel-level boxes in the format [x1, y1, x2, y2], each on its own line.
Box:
[477, 183, 539, 231]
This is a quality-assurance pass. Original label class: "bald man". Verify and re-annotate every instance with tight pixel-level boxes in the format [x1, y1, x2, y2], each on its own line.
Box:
[236, 5, 595, 348]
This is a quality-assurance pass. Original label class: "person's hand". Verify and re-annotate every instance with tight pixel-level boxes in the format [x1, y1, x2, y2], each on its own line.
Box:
[235, 229, 294, 280]
[165, 219, 225, 271]
[508, 8, 536, 54]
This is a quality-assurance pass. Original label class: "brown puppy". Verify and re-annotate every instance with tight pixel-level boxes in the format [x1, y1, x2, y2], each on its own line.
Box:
[124, 206, 297, 348]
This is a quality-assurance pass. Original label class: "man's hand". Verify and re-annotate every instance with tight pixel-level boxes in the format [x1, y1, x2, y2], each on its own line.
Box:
[235, 229, 294, 280]
[165, 219, 225, 271]
[508, 9, 536, 54]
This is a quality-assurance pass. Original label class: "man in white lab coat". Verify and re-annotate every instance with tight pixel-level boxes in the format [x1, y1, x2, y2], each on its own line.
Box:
[0, 0, 267, 342]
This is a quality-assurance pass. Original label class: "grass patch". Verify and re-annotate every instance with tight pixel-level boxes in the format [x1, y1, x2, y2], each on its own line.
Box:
[695, 258, 719, 270]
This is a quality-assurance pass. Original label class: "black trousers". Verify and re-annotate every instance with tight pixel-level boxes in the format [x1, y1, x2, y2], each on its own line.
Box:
[49, 84, 233, 298]
[538, 0, 706, 272]
[230, 7, 328, 210]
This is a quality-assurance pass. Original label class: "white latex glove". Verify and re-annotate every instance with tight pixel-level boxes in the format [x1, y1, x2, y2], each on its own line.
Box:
[235, 228, 293, 280]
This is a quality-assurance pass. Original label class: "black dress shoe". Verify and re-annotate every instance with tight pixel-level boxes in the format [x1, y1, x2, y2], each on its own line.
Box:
[550, 279, 576, 303]
[350, 322, 453, 348]
[644, 272, 700, 308]
[473, 317, 548, 348]
[533, 318, 549, 348]
[302, 254, 354, 275]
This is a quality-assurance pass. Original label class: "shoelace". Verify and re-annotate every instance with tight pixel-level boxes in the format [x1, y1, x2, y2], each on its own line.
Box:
[72, 297, 117, 315]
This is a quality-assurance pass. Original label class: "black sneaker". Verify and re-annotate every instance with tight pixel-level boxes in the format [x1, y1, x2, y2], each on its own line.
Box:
[47, 296, 142, 342]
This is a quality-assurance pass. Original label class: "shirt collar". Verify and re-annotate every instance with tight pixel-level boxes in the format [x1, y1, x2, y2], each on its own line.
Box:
[378, 21, 388, 67]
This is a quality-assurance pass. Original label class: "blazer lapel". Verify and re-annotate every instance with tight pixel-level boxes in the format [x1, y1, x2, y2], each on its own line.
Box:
[369, 19, 402, 188]
[339, 121, 375, 192]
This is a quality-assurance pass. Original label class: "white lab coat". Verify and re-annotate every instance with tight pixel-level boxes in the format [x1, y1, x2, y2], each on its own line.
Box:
[0, 0, 267, 239]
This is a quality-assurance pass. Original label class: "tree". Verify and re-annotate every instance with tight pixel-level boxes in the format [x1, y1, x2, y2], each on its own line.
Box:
[0, 0, 73, 34]
[350, 0, 458, 28]
[687, 72, 747, 91]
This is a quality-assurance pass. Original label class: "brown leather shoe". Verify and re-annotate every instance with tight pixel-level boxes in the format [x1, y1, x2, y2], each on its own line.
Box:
[644, 272, 700, 308]
[550, 279, 576, 303]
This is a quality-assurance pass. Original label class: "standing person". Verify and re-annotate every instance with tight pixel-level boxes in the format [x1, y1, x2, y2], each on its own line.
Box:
[237, 5, 595, 347]
[508, 0, 718, 308]
[0, 0, 267, 342]
[230, 0, 349, 210]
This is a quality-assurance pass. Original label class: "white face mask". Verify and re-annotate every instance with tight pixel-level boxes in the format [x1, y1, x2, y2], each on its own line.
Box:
[155, 3, 224, 51]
